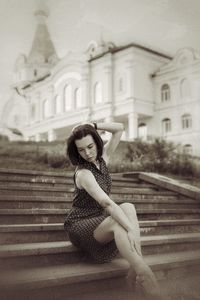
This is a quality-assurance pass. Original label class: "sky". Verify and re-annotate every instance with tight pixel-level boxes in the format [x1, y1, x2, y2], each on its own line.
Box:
[1, 0, 200, 117]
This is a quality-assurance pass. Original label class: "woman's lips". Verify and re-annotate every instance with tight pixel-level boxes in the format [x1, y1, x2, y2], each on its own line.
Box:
[87, 157, 93, 160]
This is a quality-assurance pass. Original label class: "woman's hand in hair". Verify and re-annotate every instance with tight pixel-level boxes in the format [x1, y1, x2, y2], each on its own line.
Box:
[72, 123, 95, 133]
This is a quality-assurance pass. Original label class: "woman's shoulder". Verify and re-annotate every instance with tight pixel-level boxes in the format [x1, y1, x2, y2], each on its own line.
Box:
[75, 165, 93, 179]
[74, 167, 93, 190]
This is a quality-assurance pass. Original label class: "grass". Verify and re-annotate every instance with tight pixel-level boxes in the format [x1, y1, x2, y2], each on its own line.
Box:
[0, 139, 199, 188]
[0, 140, 70, 173]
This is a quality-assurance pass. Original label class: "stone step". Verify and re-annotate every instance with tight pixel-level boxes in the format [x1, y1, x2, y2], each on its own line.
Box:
[0, 174, 155, 188]
[1, 193, 196, 204]
[0, 168, 139, 180]
[0, 189, 183, 203]
[0, 209, 65, 224]
[0, 169, 141, 185]
[0, 251, 200, 300]
[0, 194, 198, 210]
[0, 191, 197, 202]
[0, 223, 66, 244]
[139, 219, 200, 235]
[0, 175, 72, 184]
[0, 208, 200, 224]
[0, 183, 178, 196]
[116, 198, 199, 210]
[0, 250, 200, 300]
[0, 233, 200, 270]
[1, 219, 200, 245]
[0, 169, 73, 182]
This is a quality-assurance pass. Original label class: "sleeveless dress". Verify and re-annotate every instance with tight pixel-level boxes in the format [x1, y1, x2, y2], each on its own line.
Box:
[64, 157, 118, 263]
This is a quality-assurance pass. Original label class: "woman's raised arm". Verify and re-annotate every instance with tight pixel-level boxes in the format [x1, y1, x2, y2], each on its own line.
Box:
[93, 122, 124, 163]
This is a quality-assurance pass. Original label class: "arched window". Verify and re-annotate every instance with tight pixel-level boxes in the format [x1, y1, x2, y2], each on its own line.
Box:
[181, 114, 192, 129]
[64, 85, 72, 111]
[94, 82, 102, 104]
[74, 88, 82, 108]
[43, 99, 51, 119]
[14, 115, 20, 126]
[180, 78, 191, 98]
[183, 144, 193, 155]
[55, 95, 62, 114]
[161, 84, 170, 102]
[138, 123, 147, 140]
[162, 118, 171, 134]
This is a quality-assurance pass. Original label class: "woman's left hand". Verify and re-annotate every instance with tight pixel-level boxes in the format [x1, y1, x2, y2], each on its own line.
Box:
[127, 230, 141, 256]
[127, 230, 136, 251]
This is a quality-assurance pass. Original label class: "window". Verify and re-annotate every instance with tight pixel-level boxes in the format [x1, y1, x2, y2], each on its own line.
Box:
[118, 77, 124, 93]
[138, 123, 147, 140]
[43, 99, 51, 119]
[182, 114, 192, 129]
[14, 115, 20, 126]
[94, 82, 102, 104]
[55, 95, 62, 114]
[64, 85, 72, 111]
[162, 118, 171, 134]
[180, 78, 190, 98]
[74, 88, 82, 108]
[161, 84, 170, 102]
[183, 144, 193, 155]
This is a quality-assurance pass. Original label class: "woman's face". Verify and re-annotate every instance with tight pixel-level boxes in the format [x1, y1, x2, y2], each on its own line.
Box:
[75, 134, 98, 163]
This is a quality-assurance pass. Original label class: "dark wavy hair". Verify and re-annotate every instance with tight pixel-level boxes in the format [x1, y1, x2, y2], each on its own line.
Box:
[67, 124, 104, 165]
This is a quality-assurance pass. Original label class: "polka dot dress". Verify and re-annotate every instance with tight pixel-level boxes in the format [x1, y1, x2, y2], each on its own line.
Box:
[64, 157, 118, 263]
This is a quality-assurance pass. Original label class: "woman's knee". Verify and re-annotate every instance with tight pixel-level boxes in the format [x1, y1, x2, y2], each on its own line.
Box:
[120, 203, 136, 215]
[93, 216, 115, 242]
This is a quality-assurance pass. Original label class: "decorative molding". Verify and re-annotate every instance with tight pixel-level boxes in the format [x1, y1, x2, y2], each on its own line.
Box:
[86, 40, 116, 60]
[155, 47, 200, 75]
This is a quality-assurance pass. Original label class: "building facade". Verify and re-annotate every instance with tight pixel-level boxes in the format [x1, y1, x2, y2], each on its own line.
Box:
[2, 11, 200, 156]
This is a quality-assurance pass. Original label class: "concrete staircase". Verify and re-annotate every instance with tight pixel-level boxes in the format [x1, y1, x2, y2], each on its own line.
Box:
[0, 168, 200, 300]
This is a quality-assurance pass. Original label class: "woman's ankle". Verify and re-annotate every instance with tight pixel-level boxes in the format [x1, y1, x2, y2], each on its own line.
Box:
[136, 271, 160, 295]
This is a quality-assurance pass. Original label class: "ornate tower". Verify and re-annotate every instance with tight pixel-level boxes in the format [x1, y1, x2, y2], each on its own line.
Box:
[13, 10, 58, 90]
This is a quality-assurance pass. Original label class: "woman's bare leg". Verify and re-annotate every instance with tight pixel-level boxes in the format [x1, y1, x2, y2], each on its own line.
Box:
[119, 203, 142, 256]
[119, 203, 142, 286]
[94, 213, 161, 298]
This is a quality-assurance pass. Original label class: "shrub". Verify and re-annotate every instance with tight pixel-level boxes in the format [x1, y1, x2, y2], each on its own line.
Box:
[0, 134, 9, 142]
[124, 138, 200, 177]
[170, 154, 196, 177]
[47, 153, 69, 169]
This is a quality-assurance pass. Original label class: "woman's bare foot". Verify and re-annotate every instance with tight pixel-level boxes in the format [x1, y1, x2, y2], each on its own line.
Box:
[126, 267, 137, 290]
[136, 269, 162, 299]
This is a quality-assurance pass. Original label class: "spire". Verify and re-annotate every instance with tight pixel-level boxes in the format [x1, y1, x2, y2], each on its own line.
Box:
[28, 10, 57, 64]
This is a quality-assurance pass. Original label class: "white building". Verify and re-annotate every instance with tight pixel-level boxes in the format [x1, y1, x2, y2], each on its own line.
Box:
[2, 10, 200, 156]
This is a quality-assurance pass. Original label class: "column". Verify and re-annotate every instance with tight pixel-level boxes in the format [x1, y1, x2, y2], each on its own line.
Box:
[48, 129, 56, 142]
[85, 62, 93, 121]
[125, 59, 134, 99]
[26, 102, 32, 126]
[128, 112, 138, 140]
[35, 133, 42, 142]
[81, 63, 90, 109]
[38, 93, 44, 122]
[48, 85, 54, 117]
[34, 92, 41, 122]
[104, 53, 113, 104]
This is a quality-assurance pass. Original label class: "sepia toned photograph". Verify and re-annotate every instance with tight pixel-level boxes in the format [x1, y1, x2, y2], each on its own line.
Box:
[0, 0, 200, 299]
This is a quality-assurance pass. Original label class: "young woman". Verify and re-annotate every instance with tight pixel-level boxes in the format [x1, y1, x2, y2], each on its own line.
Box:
[64, 122, 161, 298]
